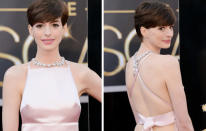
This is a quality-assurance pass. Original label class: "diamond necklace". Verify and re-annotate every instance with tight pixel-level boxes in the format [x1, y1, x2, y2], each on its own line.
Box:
[32, 57, 65, 67]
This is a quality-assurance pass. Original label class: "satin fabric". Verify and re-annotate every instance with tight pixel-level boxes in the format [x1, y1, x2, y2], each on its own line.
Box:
[135, 111, 175, 131]
[20, 63, 81, 131]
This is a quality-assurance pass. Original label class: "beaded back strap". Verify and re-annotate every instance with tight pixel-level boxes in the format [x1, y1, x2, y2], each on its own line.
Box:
[133, 51, 152, 77]
[129, 51, 152, 95]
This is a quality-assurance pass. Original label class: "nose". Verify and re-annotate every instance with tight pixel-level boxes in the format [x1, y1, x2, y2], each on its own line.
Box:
[166, 27, 174, 38]
[44, 25, 51, 36]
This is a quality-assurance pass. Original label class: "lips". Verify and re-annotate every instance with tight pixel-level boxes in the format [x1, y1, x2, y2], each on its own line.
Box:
[162, 40, 171, 44]
[41, 39, 55, 45]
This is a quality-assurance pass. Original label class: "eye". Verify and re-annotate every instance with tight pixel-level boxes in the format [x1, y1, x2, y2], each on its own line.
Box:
[35, 24, 43, 28]
[158, 26, 165, 31]
[52, 23, 60, 27]
[169, 25, 174, 30]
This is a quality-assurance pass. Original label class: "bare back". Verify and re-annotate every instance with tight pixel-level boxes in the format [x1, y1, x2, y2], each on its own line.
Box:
[126, 51, 176, 131]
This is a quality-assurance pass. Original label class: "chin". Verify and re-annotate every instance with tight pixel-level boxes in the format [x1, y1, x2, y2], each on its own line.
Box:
[40, 44, 59, 51]
[161, 46, 170, 49]
[160, 43, 171, 49]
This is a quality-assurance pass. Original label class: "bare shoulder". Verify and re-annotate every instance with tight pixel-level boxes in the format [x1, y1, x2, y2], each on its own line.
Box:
[3, 63, 28, 94]
[4, 64, 28, 80]
[126, 56, 134, 72]
[69, 61, 90, 75]
[68, 61, 100, 92]
[126, 57, 133, 68]
[3, 63, 28, 87]
[159, 55, 179, 67]
[154, 54, 180, 71]
[68, 61, 95, 84]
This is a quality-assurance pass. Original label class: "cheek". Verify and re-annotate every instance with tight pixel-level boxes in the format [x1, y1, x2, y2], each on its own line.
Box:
[149, 32, 162, 44]
[55, 29, 64, 38]
[149, 31, 159, 41]
[154, 32, 163, 40]
[33, 31, 42, 40]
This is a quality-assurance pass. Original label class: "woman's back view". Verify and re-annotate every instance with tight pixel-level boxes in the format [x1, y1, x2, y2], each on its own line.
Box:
[126, 51, 177, 131]
[125, 1, 194, 131]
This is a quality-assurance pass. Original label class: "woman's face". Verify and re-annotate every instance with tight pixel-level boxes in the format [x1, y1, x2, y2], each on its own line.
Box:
[29, 18, 67, 51]
[142, 25, 174, 49]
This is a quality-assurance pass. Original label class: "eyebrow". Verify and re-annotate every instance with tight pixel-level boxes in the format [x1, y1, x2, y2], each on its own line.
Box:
[34, 19, 61, 25]
[52, 19, 61, 23]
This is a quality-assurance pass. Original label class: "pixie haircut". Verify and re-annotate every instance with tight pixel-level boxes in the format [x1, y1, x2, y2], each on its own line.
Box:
[27, 0, 68, 26]
[134, 1, 176, 41]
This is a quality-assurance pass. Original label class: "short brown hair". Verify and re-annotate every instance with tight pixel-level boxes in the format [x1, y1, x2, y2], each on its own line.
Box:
[134, 1, 176, 41]
[27, 0, 68, 26]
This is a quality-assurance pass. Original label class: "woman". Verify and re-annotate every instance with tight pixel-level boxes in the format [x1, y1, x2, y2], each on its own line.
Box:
[126, 1, 193, 131]
[2, 0, 101, 130]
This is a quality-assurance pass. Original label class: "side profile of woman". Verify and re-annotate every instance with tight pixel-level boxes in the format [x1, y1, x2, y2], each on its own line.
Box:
[126, 1, 193, 131]
[2, 0, 101, 131]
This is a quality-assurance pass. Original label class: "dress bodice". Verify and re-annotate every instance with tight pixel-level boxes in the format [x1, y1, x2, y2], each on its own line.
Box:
[20, 62, 81, 131]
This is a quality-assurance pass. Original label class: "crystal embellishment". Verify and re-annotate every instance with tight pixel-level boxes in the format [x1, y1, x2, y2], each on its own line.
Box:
[32, 57, 65, 67]
[133, 51, 152, 77]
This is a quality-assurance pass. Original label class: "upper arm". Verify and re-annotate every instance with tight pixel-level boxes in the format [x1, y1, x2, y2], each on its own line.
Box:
[125, 58, 133, 89]
[2, 66, 23, 131]
[163, 56, 184, 103]
[162, 56, 194, 131]
[83, 67, 102, 102]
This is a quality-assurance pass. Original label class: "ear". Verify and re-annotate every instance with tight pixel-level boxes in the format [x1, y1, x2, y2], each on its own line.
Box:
[62, 23, 68, 38]
[28, 25, 33, 37]
[140, 26, 147, 37]
[63, 23, 68, 33]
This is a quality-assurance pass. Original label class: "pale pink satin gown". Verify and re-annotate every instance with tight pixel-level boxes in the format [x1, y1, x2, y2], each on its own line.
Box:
[127, 51, 177, 131]
[20, 61, 81, 131]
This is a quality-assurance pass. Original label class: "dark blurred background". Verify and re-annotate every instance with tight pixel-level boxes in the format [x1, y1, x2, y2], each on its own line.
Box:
[88, 0, 102, 131]
[180, 0, 206, 130]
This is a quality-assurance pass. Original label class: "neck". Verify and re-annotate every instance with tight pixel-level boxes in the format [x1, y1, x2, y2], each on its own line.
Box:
[35, 47, 61, 64]
[138, 41, 161, 54]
